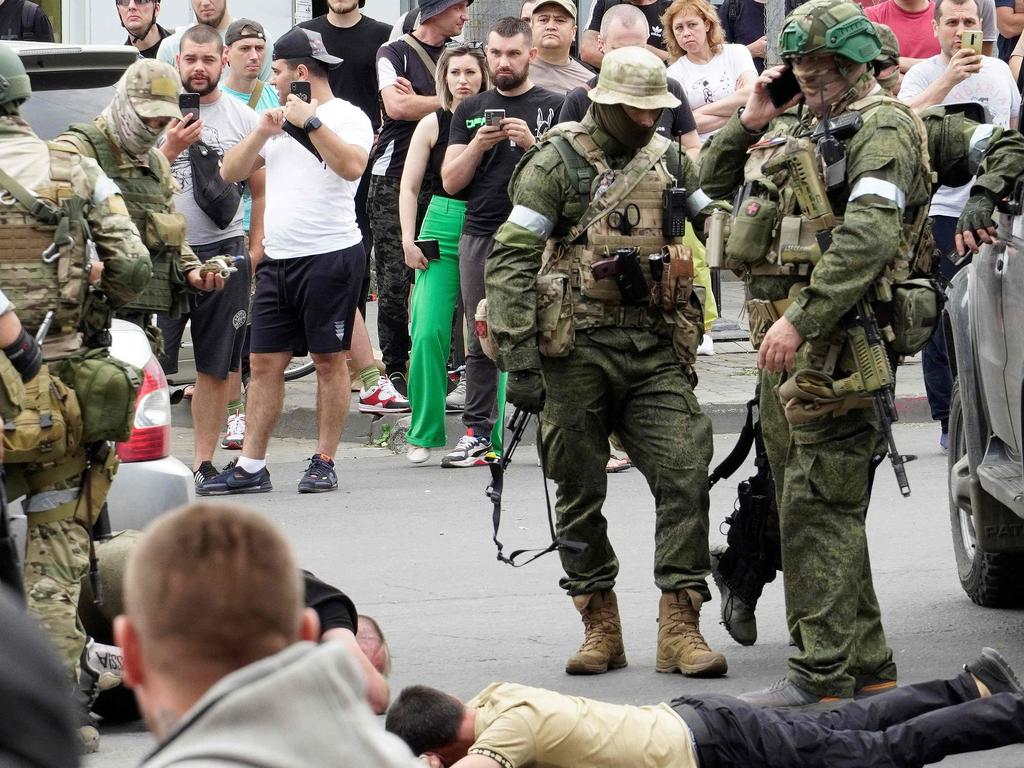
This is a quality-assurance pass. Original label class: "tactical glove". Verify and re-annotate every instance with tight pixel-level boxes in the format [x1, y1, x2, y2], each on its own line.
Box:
[956, 193, 997, 248]
[506, 368, 546, 414]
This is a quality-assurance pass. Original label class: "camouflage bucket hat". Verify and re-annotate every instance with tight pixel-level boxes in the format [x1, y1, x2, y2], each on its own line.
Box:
[779, 0, 881, 63]
[124, 59, 182, 119]
[589, 46, 681, 110]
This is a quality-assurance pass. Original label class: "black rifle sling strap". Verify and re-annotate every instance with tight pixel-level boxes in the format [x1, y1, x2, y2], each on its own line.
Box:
[708, 390, 759, 488]
[487, 407, 587, 567]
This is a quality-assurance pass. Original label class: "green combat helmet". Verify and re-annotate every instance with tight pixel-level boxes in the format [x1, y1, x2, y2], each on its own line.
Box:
[0, 44, 31, 114]
[779, 0, 881, 63]
[588, 46, 681, 109]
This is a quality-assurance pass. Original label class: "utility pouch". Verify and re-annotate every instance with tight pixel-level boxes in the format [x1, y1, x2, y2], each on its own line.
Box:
[672, 287, 704, 367]
[535, 272, 575, 357]
[612, 249, 650, 306]
[131, 211, 189, 316]
[891, 278, 943, 356]
[726, 181, 779, 267]
[3, 365, 81, 463]
[0, 353, 25, 422]
[143, 210, 185, 251]
[705, 208, 730, 269]
[57, 349, 141, 444]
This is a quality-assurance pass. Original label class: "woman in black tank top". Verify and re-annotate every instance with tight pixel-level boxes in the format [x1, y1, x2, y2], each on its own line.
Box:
[399, 45, 490, 464]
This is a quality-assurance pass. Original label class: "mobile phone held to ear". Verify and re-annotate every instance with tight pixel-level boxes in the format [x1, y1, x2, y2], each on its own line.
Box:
[765, 67, 801, 109]
[290, 81, 312, 103]
[178, 92, 200, 123]
[414, 238, 441, 261]
[961, 29, 983, 54]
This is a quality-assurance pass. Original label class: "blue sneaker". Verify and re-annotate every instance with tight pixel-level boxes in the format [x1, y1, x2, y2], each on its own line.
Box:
[298, 454, 337, 493]
[196, 462, 272, 496]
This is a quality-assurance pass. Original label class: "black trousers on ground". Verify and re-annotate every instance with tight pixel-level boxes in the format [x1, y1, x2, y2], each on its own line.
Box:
[674, 673, 1024, 768]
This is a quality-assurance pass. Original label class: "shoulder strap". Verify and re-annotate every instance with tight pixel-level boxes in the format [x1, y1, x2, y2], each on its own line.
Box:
[0, 165, 60, 224]
[402, 33, 437, 79]
[67, 122, 118, 175]
[247, 80, 265, 110]
[21, 1, 38, 39]
[559, 132, 672, 247]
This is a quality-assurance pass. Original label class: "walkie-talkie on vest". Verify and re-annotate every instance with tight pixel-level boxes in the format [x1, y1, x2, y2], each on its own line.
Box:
[816, 94, 846, 191]
[662, 140, 687, 238]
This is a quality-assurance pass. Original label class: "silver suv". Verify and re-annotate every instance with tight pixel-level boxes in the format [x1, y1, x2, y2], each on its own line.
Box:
[946, 178, 1024, 607]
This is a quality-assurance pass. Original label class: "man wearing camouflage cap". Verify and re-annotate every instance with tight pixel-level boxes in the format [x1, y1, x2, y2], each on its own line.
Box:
[0, 43, 151, 751]
[56, 59, 220, 349]
[698, 0, 934, 707]
[486, 45, 727, 679]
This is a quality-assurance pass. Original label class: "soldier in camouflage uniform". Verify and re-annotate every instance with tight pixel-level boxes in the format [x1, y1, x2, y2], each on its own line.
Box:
[709, 18, 1024, 650]
[0, 44, 151, 750]
[487, 46, 727, 678]
[54, 59, 217, 348]
[697, 0, 1021, 707]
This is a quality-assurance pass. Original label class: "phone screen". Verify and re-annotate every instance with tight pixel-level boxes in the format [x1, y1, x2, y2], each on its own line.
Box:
[484, 109, 505, 127]
[178, 92, 200, 123]
[766, 68, 801, 109]
[290, 81, 312, 103]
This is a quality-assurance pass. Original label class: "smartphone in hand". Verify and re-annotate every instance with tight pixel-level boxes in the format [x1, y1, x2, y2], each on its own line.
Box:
[484, 109, 505, 127]
[414, 239, 441, 261]
[960, 29, 983, 55]
[290, 81, 312, 103]
[765, 67, 802, 109]
[178, 92, 200, 123]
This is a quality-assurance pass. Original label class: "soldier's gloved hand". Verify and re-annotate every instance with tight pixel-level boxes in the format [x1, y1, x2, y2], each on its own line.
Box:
[507, 368, 546, 414]
[955, 193, 998, 256]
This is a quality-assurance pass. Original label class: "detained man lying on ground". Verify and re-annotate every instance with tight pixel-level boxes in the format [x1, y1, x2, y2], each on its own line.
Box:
[386, 653, 1024, 768]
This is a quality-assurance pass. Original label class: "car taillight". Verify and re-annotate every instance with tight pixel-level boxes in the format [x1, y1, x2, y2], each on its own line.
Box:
[116, 356, 171, 463]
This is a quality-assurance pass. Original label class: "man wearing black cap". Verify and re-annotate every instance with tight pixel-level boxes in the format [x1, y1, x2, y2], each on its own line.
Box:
[157, 0, 272, 82]
[369, 0, 471, 398]
[117, 0, 172, 59]
[217, 27, 375, 496]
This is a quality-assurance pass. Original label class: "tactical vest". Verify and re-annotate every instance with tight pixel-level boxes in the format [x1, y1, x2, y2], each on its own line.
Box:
[532, 124, 703, 365]
[63, 121, 189, 317]
[0, 144, 91, 356]
[716, 95, 935, 353]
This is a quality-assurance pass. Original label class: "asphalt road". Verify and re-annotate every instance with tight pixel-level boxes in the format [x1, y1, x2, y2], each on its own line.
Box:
[86, 422, 1024, 767]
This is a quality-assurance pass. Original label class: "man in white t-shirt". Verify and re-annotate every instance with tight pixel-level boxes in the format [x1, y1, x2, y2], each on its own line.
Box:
[214, 27, 374, 495]
[156, 23, 257, 493]
[899, 0, 1020, 450]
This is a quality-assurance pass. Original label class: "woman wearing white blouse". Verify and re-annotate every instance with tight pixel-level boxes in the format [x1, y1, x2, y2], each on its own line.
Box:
[663, 0, 757, 141]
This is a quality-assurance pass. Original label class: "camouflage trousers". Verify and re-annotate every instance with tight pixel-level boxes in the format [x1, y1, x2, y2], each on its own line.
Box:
[540, 329, 714, 598]
[760, 369, 897, 699]
[24, 515, 91, 685]
[368, 176, 432, 375]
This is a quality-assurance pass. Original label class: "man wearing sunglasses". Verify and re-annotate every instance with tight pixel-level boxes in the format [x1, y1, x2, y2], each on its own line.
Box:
[116, 0, 171, 59]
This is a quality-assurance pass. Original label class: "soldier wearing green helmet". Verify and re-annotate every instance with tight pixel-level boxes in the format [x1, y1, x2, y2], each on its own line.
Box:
[698, 0, 929, 708]
[486, 45, 728, 679]
[0, 41, 151, 751]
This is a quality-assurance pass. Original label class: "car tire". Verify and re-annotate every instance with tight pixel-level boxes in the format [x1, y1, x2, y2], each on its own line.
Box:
[948, 381, 1024, 607]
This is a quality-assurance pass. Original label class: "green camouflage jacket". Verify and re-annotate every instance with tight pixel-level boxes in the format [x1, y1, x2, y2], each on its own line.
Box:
[487, 113, 703, 373]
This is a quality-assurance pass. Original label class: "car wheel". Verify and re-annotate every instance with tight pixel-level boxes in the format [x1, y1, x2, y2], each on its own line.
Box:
[948, 381, 1024, 607]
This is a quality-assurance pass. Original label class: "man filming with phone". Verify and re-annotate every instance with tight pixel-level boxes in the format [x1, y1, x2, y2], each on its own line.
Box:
[216, 27, 374, 495]
[898, 0, 1018, 452]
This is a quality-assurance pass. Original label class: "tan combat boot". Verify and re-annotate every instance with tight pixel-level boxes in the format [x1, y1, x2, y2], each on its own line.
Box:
[565, 590, 628, 675]
[656, 589, 728, 677]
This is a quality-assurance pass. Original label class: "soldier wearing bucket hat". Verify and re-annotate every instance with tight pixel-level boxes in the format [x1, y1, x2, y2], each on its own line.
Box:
[486, 45, 726, 679]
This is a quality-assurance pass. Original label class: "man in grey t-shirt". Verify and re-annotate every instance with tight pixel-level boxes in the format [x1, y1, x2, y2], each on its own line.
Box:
[157, 24, 258, 491]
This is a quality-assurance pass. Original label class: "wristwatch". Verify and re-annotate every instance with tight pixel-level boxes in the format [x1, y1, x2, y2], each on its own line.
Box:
[303, 115, 322, 133]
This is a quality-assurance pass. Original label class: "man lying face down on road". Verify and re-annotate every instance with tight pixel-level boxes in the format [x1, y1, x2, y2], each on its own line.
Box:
[386, 657, 1024, 768]
[114, 503, 419, 768]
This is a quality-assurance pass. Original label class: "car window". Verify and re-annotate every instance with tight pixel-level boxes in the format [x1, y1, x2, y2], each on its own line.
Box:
[21, 86, 115, 140]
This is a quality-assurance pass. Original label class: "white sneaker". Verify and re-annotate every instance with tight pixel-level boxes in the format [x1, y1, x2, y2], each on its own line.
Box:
[407, 445, 431, 464]
[441, 432, 493, 468]
[84, 638, 123, 692]
[360, 375, 411, 413]
[697, 335, 715, 356]
[221, 412, 245, 450]
[445, 372, 466, 411]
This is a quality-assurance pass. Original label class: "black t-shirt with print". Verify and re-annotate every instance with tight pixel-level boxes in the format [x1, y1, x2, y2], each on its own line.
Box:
[372, 34, 446, 178]
[449, 86, 564, 237]
[586, 0, 671, 51]
[559, 76, 696, 138]
[299, 14, 392, 129]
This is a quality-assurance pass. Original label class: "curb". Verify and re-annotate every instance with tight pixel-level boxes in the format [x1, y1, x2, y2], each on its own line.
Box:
[172, 394, 936, 445]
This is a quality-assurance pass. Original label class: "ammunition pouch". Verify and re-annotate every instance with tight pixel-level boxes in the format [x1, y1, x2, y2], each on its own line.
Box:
[890, 278, 943, 356]
[745, 297, 794, 348]
[56, 349, 141, 444]
[3, 364, 83, 464]
[535, 272, 575, 358]
[127, 211, 189, 317]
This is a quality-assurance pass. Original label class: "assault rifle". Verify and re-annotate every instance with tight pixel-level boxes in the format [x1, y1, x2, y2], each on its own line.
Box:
[833, 298, 912, 497]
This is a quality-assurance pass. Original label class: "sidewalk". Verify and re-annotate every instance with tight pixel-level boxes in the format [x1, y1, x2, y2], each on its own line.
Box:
[171, 276, 933, 443]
